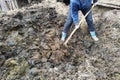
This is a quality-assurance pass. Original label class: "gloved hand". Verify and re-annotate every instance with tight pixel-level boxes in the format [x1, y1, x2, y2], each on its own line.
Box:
[75, 24, 79, 29]
[93, 0, 98, 4]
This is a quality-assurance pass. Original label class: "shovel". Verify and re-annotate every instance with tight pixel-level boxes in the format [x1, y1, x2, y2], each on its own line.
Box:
[64, 4, 96, 46]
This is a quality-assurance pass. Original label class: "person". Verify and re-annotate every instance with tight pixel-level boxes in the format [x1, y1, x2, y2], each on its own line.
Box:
[61, 0, 99, 41]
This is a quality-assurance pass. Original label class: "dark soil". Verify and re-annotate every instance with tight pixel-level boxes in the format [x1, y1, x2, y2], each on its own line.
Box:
[0, 0, 120, 80]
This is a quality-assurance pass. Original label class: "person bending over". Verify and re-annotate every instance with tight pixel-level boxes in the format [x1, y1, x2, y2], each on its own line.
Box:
[61, 0, 99, 41]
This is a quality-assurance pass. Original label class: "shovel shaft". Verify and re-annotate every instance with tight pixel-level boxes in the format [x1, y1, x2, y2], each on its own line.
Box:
[64, 4, 95, 45]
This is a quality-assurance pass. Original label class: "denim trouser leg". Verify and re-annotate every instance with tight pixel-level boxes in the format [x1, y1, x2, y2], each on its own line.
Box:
[63, 8, 73, 33]
[82, 8, 95, 32]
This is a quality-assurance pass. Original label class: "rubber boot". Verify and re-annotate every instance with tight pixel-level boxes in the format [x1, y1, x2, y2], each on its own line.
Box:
[61, 32, 67, 41]
[90, 31, 99, 41]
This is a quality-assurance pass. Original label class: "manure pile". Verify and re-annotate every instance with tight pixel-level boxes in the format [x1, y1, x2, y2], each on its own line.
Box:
[0, 0, 120, 80]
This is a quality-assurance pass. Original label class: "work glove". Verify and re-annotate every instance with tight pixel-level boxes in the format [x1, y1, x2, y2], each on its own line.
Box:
[75, 24, 79, 29]
[93, 0, 98, 4]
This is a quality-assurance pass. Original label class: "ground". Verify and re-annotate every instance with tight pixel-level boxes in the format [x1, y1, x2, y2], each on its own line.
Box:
[0, 0, 120, 80]
[99, 0, 120, 5]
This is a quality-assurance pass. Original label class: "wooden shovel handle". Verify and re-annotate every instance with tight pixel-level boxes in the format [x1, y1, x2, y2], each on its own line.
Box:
[64, 4, 95, 46]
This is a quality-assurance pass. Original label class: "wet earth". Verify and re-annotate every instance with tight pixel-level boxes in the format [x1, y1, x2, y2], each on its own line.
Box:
[0, 0, 120, 80]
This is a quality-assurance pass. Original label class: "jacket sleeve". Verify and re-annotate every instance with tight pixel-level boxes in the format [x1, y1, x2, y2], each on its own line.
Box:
[70, 2, 79, 25]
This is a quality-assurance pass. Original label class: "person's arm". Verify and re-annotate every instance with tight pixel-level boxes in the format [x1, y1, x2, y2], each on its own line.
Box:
[70, 2, 79, 25]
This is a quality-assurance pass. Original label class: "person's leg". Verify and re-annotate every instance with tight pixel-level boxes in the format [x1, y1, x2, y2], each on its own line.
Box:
[63, 8, 73, 33]
[82, 8, 95, 31]
[82, 8, 99, 41]
[61, 8, 73, 41]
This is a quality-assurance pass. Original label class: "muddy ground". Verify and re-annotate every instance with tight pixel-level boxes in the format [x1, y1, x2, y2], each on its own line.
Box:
[0, 0, 120, 80]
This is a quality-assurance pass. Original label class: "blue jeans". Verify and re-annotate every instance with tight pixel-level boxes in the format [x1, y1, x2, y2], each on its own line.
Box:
[63, 7, 95, 33]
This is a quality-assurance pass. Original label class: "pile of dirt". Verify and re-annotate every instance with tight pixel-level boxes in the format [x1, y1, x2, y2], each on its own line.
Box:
[0, 0, 120, 80]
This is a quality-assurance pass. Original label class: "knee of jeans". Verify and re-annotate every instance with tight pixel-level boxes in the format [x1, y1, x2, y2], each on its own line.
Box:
[67, 19, 73, 23]
[86, 18, 93, 23]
